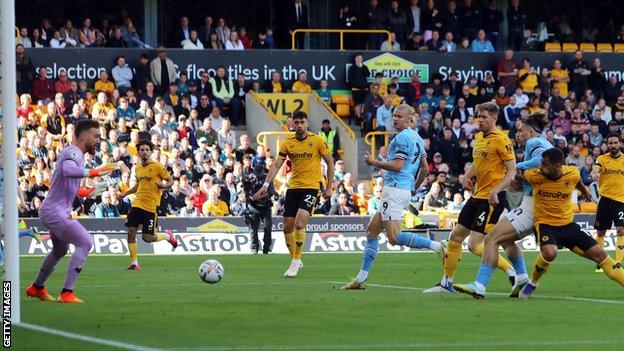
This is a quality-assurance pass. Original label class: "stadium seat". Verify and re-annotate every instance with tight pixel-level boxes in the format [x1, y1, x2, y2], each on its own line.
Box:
[332, 95, 352, 118]
[562, 43, 578, 52]
[596, 43, 613, 52]
[614, 43, 624, 53]
[579, 43, 595, 52]
[544, 42, 561, 52]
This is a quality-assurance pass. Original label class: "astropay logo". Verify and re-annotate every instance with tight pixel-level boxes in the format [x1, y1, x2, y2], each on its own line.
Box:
[28, 234, 129, 254]
[154, 233, 254, 255]
[308, 232, 407, 252]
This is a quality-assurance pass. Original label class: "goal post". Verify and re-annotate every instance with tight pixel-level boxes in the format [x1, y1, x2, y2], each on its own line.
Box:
[1, 0, 21, 323]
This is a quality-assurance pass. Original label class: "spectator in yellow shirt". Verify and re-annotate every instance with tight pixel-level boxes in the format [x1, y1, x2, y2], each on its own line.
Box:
[388, 84, 404, 107]
[352, 183, 370, 215]
[551, 60, 570, 97]
[91, 92, 114, 120]
[291, 72, 312, 93]
[94, 70, 115, 97]
[517, 58, 538, 93]
[202, 189, 230, 216]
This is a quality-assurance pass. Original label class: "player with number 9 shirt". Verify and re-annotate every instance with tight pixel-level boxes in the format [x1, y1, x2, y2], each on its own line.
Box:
[342, 104, 446, 290]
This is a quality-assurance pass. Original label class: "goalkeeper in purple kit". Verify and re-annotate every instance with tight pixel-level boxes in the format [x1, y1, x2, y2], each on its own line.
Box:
[26, 120, 118, 303]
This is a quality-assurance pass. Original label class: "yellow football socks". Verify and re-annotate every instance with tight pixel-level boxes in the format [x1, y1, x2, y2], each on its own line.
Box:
[530, 253, 551, 285]
[596, 235, 605, 249]
[470, 242, 514, 274]
[156, 233, 167, 241]
[293, 229, 306, 260]
[616, 236, 624, 263]
[470, 242, 484, 256]
[600, 256, 624, 286]
[129, 242, 138, 263]
[285, 231, 296, 258]
[443, 240, 462, 279]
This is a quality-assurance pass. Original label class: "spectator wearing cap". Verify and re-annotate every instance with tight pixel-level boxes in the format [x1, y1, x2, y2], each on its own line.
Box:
[318, 119, 341, 160]
[150, 47, 177, 95]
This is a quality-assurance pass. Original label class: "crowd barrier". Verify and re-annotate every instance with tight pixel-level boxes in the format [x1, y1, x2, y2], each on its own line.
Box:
[19, 213, 615, 256]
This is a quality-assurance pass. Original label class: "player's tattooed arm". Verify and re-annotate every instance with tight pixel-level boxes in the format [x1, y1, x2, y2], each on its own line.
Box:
[364, 151, 404, 172]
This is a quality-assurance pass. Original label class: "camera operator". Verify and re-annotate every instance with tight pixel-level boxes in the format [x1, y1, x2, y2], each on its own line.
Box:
[242, 163, 275, 254]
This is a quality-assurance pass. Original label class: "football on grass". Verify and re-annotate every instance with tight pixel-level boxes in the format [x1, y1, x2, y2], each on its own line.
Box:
[198, 259, 224, 284]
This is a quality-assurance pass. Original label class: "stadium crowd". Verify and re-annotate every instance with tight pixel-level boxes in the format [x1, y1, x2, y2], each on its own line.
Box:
[15, 1, 624, 52]
[12, 30, 624, 219]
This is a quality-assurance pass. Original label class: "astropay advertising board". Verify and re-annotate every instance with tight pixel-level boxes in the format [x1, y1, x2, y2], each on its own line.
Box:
[18, 214, 614, 255]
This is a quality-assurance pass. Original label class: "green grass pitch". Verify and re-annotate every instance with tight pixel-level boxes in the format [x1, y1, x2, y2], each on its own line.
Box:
[13, 252, 624, 350]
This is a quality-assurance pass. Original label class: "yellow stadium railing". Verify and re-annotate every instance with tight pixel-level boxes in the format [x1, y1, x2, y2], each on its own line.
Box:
[256, 131, 294, 156]
[311, 91, 355, 140]
[364, 131, 396, 159]
[291, 29, 392, 51]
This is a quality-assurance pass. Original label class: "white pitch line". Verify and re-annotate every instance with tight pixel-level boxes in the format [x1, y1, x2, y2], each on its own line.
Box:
[17, 322, 161, 351]
[77, 281, 335, 288]
[329, 281, 624, 305]
[164, 339, 620, 351]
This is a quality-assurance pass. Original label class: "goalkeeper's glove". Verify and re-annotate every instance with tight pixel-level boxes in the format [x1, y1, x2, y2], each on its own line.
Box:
[84, 163, 118, 177]
[77, 182, 108, 198]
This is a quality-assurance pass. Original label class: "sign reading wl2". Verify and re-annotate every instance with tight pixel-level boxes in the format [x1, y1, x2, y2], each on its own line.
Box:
[256, 93, 309, 122]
